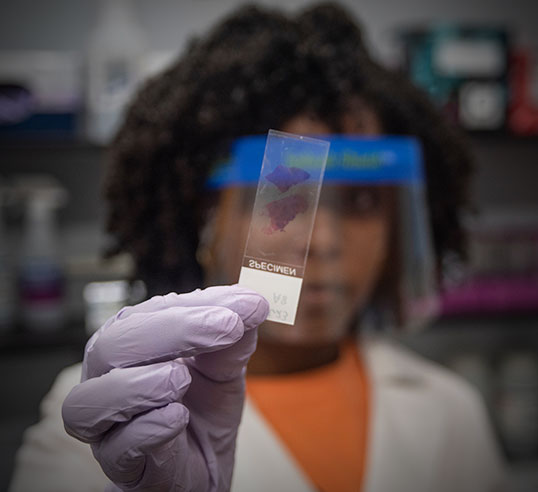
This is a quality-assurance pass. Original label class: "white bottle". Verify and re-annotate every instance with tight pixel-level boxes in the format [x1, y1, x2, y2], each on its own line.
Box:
[86, 0, 147, 144]
[19, 185, 67, 332]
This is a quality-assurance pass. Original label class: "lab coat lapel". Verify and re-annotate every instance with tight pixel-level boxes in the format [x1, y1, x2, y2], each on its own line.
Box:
[361, 336, 445, 492]
[235, 337, 448, 492]
[232, 397, 316, 492]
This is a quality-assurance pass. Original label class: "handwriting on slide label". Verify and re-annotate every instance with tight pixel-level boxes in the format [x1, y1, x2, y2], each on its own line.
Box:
[269, 293, 289, 321]
[273, 293, 288, 305]
[269, 309, 289, 321]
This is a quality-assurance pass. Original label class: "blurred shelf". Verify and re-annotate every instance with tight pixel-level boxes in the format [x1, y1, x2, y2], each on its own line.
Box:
[440, 276, 538, 318]
[0, 136, 105, 151]
[469, 132, 538, 143]
[0, 322, 88, 352]
[1, 132, 538, 151]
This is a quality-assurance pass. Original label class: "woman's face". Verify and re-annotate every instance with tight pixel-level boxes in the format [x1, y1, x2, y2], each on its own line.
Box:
[204, 110, 391, 345]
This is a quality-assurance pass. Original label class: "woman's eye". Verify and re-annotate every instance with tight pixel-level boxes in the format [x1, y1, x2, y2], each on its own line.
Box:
[345, 189, 381, 215]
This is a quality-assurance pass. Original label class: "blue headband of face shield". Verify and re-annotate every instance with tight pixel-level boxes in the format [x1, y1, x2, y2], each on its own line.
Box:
[206, 135, 425, 189]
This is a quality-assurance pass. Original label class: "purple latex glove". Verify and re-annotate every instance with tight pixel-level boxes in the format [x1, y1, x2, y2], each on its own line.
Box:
[62, 285, 269, 492]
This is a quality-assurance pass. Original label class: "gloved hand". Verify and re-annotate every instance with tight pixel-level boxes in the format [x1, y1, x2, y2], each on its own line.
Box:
[62, 285, 269, 492]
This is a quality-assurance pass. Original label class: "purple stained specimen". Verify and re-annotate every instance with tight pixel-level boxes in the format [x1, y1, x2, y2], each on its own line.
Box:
[265, 164, 310, 193]
[263, 194, 308, 234]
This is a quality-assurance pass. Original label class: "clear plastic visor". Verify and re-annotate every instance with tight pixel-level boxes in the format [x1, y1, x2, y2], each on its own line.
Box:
[205, 135, 438, 341]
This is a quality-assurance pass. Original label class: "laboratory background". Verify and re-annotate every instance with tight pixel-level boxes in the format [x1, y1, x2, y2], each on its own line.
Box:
[1, 0, 538, 490]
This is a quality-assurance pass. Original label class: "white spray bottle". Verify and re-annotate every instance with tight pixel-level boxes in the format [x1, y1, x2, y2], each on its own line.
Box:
[18, 178, 67, 332]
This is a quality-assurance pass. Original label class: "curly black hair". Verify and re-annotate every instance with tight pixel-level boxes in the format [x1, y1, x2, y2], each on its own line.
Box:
[104, 2, 472, 296]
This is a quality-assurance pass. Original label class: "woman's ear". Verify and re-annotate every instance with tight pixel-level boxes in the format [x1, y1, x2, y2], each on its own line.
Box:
[198, 188, 249, 285]
[196, 204, 218, 281]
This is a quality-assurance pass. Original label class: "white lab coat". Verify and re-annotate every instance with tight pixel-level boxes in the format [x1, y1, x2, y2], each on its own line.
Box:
[9, 336, 507, 492]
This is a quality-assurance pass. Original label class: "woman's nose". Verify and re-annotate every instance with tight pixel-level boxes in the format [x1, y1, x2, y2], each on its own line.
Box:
[308, 206, 341, 261]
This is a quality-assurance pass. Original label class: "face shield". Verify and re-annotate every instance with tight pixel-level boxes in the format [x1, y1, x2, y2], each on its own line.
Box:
[205, 134, 438, 343]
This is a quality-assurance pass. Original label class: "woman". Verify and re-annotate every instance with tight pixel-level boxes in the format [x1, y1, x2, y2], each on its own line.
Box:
[10, 3, 506, 492]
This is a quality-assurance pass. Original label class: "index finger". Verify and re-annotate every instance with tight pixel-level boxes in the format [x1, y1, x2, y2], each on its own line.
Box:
[83, 286, 268, 379]
[116, 284, 268, 331]
[84, 305, 243, 379]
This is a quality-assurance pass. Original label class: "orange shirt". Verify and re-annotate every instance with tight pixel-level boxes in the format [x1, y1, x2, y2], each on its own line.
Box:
[247, 340, 370, 492]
